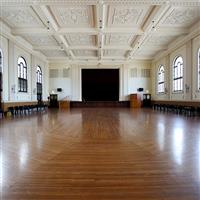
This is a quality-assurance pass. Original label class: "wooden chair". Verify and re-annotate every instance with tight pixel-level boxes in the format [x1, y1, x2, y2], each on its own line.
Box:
[0, 108, 4, 118]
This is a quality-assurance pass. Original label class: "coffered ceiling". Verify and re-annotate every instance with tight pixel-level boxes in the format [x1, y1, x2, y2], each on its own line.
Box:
[0, 0, 200, 64]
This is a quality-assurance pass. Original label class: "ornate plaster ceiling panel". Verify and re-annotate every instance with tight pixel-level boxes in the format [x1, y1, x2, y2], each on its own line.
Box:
[73, 50, 97, 57]
[145, 35, 176, 46]
[161, 7, 200, 27]
[24, 35, 58, 46]
[104, 33, 134, 46]
[0, 7, 44, 28]
[41, 50, 67, 57]
[134, 53, 156, 59]
[107, 6, 151, 27]
[66, 34, 96, 46]
[0, 1, 199, 63]
[135, 48, 159, 58]
[50, 5, 94, 27]
[104, 50, 126, 57]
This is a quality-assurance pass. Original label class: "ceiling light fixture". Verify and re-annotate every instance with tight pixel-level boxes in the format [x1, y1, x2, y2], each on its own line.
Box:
[151, 20, 156, 31]
[46, 21, 50, 30]
[99, 18, 103, 30]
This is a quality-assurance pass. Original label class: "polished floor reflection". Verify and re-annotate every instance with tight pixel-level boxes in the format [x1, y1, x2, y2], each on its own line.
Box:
[0, 108, 200, 199]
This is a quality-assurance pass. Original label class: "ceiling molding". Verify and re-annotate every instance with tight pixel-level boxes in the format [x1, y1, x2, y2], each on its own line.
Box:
[153, 21, 200, 62]
[40, 5, 75, 59]
[129, 4, 172, 58]
[1, 0, 200, 6]
[0, 20, 47, 62]
[12, 27, 143, 35]
[0, 0, 199, 64]
[33, 45, 61, 50]
[153, 27, 189, 36]
[12, 28, 54, 35]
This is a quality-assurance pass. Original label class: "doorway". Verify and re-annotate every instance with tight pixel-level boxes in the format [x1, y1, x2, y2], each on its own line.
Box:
[82, 69, 119, 101]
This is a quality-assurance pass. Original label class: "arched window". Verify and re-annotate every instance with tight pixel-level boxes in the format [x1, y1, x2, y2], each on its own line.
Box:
[173, 56, 183, 92]
[0, 49, 2, 73]
[198, 48, 200, 90]
[18, 56, 28, 92]
[36, 66, 42, 101]
[0, 49, 3, 108]
[157, 65, 165, 93]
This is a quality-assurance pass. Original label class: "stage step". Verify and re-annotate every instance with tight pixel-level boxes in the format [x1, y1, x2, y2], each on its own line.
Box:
[70, 101, 129, 108]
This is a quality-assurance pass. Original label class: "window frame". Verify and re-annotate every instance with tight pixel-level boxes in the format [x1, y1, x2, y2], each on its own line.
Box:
[157, 65, 165, 94]
[36, 66, 42, 101]
[0, 49, 2, 73]
[18, 56, 28, 93]
[172, 55, 184, 93]
[198, 48, 200, 91]
[0, 49, 3, 108]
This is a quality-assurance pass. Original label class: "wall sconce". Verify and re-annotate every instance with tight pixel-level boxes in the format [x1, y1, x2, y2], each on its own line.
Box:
[11, 84, 15, 93]
[185, 84, 190, 93]
[165, 87, 168, 93]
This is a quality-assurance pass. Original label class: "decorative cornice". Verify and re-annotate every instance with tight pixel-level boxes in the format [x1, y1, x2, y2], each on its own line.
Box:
[0, 0, 200, 6]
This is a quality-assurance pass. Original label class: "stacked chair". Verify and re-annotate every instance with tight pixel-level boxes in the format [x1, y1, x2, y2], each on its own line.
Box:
[0, 108, 4, 118]
[6, 102, 48, 117]
[153, 103, 198, 116]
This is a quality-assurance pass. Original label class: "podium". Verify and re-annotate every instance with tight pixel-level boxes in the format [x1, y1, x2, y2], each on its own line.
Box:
[59, 100, 70, 109]
[143, 94, 151, 107]
[49, 94, 58, 108]
[130, 94, 141, 108]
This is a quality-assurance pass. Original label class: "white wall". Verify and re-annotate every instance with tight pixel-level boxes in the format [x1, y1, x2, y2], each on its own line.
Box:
[48, 63, 71, 101]
[0, 34, 49, 103]
[152, 34, 200, 101]
[128, 62, 151, 97]
[49, 61, 152, 101]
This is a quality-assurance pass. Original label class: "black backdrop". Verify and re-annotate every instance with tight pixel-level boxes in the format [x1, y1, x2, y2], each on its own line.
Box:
[82, 69, 119, 101]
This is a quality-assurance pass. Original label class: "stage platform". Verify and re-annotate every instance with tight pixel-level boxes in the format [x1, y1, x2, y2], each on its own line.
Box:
[70, 101, 130, 108]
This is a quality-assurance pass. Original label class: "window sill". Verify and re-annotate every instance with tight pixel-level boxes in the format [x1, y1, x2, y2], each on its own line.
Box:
[172, 91, 184, 94]
[157, 92, 166, 95]
[18, 91, 28, 93]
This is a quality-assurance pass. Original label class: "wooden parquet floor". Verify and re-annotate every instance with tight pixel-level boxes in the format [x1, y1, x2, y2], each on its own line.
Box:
[0, 108, 200, 199]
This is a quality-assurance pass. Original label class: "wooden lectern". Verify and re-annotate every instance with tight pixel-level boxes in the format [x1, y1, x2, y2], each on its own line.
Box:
[130, 94, 141, 108]
[58, 96, 70, 109]
[59, 101, 70, 109]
